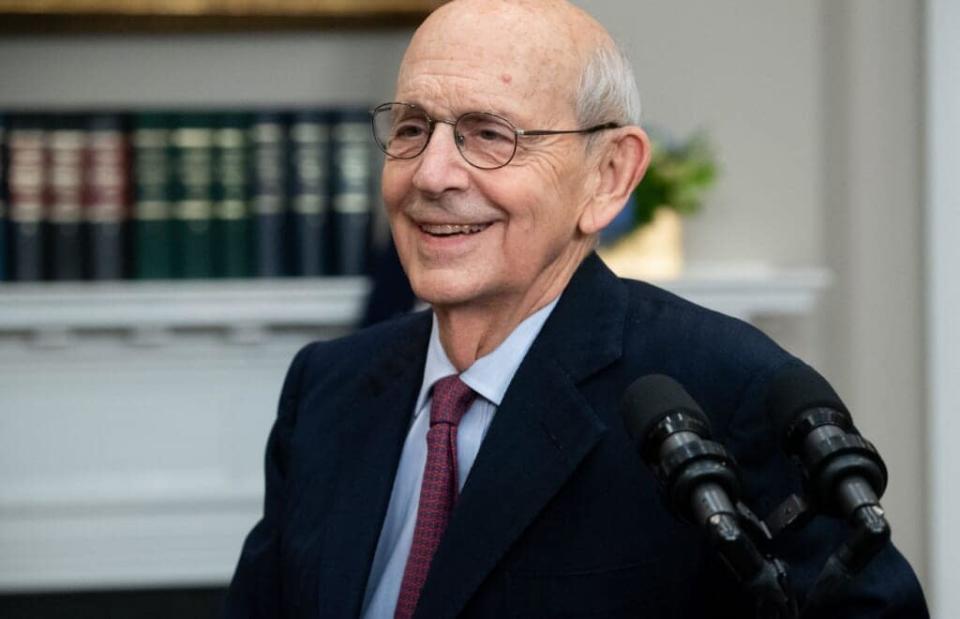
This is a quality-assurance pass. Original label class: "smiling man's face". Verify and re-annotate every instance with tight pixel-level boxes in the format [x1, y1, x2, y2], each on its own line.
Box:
[382, 0, 601, 315]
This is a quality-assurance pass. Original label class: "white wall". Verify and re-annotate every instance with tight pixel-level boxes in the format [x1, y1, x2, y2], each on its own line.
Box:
[0, 31, 408, 108]
[582, 0, 823, 267]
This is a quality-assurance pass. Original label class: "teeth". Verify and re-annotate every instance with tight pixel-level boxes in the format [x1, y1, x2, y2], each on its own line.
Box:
[420, 223, 489, 236]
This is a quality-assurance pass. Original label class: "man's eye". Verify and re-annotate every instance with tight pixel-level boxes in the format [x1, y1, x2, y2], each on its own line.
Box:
[394, 122, 427, 139]
[474, 126, 512, 142]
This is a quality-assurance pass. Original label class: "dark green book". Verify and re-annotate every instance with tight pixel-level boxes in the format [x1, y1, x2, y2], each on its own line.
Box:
[250, 111, 288, 278]
[330, 108, 373, 276]
[133, 112, 174, 279]
[170, 112, 215, 279]
[288, 110, 331, 276]
[212, 112, 251, 278]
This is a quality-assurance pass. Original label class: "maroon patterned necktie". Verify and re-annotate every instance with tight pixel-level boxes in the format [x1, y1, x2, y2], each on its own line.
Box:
[394, 374, 477, 619]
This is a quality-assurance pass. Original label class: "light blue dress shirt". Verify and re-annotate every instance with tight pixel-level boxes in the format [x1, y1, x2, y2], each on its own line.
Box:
[360, 299, 559, 618]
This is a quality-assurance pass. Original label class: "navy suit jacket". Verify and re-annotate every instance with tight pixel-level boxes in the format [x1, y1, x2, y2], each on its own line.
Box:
[225, 253, 927, 618]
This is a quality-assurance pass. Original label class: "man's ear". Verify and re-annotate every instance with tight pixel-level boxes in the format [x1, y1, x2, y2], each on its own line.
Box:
[578, 127, 652, 235]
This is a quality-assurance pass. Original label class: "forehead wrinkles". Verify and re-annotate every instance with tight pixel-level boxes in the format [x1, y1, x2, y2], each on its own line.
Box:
[397, 33, 579, 121]
[398, 68, 496, 116]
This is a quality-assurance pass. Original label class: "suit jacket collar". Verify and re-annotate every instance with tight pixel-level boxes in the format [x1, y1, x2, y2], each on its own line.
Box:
[412, 253, 628, 618]
[307, 311, 433, 617]
[535, 252, 627, 383]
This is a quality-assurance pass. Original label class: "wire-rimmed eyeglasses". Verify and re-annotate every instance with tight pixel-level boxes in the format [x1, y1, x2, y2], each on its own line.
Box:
[370, 102, 621, 170]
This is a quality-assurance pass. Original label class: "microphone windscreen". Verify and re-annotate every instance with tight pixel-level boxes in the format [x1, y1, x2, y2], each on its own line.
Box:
[766, 364, 849, 441]
[619, 374, 708, 444]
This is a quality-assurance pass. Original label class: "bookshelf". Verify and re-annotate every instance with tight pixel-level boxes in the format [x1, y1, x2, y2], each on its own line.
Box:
[0, 267, 828, 591]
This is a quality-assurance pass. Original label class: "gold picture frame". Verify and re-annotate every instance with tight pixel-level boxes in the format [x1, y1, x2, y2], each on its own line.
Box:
[0, 0, 446, 32]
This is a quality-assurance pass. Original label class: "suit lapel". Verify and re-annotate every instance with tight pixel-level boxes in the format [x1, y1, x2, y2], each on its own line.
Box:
[305, 312, 432, 617]
[413, 254, 629, 618]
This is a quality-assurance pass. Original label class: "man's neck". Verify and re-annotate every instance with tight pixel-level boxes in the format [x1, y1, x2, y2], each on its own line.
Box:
[432, 249, 588, 372]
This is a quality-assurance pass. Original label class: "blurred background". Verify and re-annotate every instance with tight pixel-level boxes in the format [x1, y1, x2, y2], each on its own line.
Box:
[0, 0, 956, 617]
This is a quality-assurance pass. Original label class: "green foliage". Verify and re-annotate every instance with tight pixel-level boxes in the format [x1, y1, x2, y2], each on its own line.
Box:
[633, 132, 718, 227]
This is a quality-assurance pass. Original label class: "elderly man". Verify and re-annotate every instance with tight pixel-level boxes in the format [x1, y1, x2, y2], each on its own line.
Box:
[225, 1, 926, 617]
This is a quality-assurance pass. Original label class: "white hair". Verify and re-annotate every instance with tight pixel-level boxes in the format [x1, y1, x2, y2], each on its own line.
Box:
[575, 39, 642, 129]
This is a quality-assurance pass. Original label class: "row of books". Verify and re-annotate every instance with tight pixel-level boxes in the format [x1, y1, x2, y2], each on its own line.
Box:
[0, 108, 378, 282]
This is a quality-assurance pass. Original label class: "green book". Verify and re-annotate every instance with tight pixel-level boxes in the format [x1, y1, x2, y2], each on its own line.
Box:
[289, 110, 331, 276]
[170, 112, 215, 279]
[250, 111, 288, 278]
[331, 109, 374, 275]
[212, 112, 251, 278]
[133, 112, 174, 279]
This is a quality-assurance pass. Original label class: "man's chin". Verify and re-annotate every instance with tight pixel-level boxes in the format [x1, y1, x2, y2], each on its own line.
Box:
[408, 274, 488, 310]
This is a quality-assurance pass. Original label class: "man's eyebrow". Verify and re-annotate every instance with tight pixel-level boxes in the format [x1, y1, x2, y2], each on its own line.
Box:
[396, 98, 526, 126]
[398, 99, 445, 118]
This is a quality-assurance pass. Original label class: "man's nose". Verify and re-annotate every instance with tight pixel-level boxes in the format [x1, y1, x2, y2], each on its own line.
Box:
[411, 122, 471, 197]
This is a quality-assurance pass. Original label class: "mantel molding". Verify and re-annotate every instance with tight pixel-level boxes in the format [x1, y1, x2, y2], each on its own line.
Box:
[0, 265, 830, 338]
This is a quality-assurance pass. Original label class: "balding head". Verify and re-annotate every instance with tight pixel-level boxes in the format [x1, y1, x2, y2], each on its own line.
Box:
[398, 0, 635, 128]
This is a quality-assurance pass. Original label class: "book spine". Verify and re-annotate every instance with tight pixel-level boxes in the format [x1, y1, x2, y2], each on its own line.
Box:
[84, 114, 130, 281]
[133, 113, 174, 279]
[330, 110, 373, 276]
[47, 115, 85, 281]
[170, 113, 215, 279]
[250, 112, 288, 278]
[8, 116, 47, 282]
[212, 113, 251, 278]
[0, 115, 6, 282]
[288, 111, 331, 276]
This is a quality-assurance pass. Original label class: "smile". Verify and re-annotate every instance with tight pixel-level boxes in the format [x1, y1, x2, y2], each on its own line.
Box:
[418, 223, 492, 236]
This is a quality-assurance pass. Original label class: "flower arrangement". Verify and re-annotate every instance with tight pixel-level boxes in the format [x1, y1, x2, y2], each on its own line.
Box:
[598, 130, 718, 279]
[632, 131, 718, 228]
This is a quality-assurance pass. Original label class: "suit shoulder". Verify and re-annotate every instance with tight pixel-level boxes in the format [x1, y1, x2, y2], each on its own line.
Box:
[618, 276, 798, 393]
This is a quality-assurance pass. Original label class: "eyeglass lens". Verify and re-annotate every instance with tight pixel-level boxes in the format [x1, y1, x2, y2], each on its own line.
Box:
[372, 104, 518, 169]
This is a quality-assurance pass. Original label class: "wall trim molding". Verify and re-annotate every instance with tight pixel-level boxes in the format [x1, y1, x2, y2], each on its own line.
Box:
[926, 0, 960, 614]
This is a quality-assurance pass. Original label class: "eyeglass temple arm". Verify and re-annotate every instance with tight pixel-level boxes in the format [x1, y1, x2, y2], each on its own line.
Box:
[517, 122, 621, 137]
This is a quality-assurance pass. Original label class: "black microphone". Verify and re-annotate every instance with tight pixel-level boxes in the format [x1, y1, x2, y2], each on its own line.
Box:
[620, 374, 797, 619]
[620, 374, 740, 526]
[766, 364, 891, 610]
[766, 365, 888, 522]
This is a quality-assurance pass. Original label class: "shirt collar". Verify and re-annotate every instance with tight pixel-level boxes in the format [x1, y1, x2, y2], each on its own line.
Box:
[413, 297, 560, 417]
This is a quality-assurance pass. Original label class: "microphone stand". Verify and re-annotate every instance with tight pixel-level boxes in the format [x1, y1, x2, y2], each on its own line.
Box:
[801, 502, 890, 614]
[673, 464, 799, 619]
[764, 489, 890, 617]
[691, 483, 798, 619]
[777, 404, 891, 615]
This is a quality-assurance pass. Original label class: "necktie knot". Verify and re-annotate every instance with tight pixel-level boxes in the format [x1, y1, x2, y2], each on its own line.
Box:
[429, 374, 476, 427]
